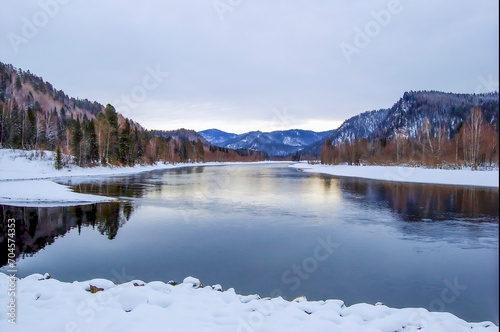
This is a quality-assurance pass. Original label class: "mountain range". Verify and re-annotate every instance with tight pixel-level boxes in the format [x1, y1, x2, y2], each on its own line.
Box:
[1, 61, 497, 162]
[201, 91, 499, 158]
[198, 129, 239, 145]
[199, 129, 333, 157]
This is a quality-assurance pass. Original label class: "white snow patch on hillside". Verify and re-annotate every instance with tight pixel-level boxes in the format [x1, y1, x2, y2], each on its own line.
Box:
[0, 273, 496, 332]
[290, 163, 499, 187]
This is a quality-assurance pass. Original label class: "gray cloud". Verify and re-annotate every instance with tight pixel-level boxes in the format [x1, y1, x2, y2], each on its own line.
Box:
[1, 0, 498, 133]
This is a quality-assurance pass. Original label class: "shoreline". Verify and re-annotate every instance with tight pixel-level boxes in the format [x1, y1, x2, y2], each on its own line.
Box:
[0, 149, 280, 182]
[2, 148, 499, 207]
[0, 273, 497, 332]
[290, 163, 499, 188]
[0, 149, 280, 206]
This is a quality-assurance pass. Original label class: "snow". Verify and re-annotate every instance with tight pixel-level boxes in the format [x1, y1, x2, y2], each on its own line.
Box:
[0, 149, 276, 206]
[0, 149, 277, 182]
[0, 273, 496, 332]
[183, 276, 203, 288]
[0, 149, 186, 206]
[0, 180, 115, 206]
[290, 163, 499, 188]
[0, 149, 194, 181]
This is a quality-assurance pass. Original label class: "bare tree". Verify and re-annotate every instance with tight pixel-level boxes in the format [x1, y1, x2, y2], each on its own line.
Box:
[44, 111, 58, 150]
[422, 118, 434, 156]
[463, 108, 485, 169]
[394, 129, 407, 163]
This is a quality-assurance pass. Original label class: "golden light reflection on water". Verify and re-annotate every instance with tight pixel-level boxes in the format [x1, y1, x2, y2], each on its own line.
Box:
[299, 174, 343, 206]
[149, 165, 344, 218]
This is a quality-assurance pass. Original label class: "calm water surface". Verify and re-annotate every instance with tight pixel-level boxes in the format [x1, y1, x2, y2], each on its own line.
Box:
[1, 163, 498, 323]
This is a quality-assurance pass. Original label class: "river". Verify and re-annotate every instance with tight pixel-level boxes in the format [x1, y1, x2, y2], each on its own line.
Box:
[0, 163, 498, 324]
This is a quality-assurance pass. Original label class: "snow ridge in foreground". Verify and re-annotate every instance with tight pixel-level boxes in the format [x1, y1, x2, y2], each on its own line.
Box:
[0, 273, 497, 332]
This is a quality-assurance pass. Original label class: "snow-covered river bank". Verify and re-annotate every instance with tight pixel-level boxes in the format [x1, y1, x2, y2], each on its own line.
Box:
[1, 149, 498, 206]
[0, 273, 497, 332]
[0, 149, 275, 206]
[290, 163, 499, 187]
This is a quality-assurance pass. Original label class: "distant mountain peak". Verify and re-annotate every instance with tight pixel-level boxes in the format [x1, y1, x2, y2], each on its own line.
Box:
[199, 129, 239, 145]
[200, 129, 334, 157]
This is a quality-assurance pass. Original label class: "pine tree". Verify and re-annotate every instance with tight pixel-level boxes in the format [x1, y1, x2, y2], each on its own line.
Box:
[0, 104, 4, 147]
[9, 101, 22, 148]
[55, 146, 62, 170]
[179, 140, 188, 162]
[132, 128, 144, 164]
[71, 117, 83, 166]
[195, 139, 204, 162]
[104, 104, 119, 163]
[15, 76, 22, 90]
[291, 150, 301, 162]
[95, 112, 106, 164]
[186, 140, 193, 162]
[85, 119, 99, 165]
[118, 119, 131, 165]
[24, 107, 37, 149]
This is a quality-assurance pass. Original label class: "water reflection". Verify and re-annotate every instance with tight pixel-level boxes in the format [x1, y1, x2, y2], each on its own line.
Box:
[0, 202, 134, 267]
[329, 176, 499, 221]
[58, 172, 165, 199]
[0, 165, 497, 324]
[2, 167, 497, 270]
[65, 169, 499, 223]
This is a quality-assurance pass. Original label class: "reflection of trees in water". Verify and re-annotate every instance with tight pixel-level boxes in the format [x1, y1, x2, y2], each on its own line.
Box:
[318, 176, 498, 246]
[0, 201, 135, 267]
[62, 173, 159, 199]
[94, 202, 132, 240]
[328, 177, 498, 221]
[61, 167, 207, 199]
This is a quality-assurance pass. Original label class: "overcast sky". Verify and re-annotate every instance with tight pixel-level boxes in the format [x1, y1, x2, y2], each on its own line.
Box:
[1, 1, 498, 133]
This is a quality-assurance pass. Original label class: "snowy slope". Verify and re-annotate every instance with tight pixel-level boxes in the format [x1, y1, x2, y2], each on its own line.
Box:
[375, 91, 499, 141]
[0, 273, 496, 332]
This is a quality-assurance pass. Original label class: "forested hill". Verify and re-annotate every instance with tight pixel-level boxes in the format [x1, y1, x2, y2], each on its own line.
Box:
[0, 62, 268, 166]
[152, 129, 209, 146]
[314, 91, 499, 168]
[302, 91, 499, 158]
